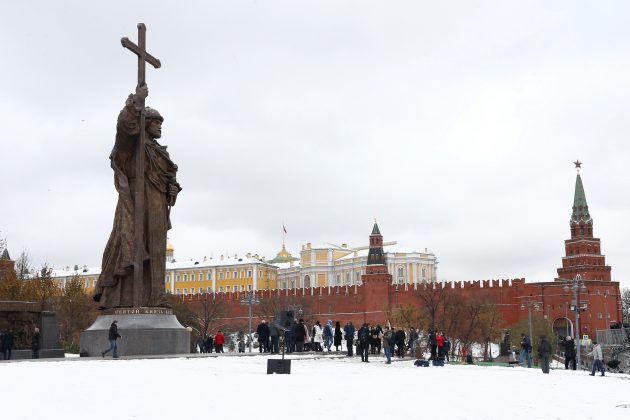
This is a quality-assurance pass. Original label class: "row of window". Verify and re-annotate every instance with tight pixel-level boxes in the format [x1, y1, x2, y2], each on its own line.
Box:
[165, 269, 271, 283]
[173, 284, 253, 295]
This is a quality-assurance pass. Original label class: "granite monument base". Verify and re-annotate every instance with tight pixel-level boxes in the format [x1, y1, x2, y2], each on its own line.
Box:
[80, 307, 190, 357]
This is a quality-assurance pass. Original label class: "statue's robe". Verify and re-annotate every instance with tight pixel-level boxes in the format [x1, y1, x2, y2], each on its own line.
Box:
[94, 97, 179, 308]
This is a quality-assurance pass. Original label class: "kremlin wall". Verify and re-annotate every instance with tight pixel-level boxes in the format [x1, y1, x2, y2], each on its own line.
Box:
[183, 168, 622, 340]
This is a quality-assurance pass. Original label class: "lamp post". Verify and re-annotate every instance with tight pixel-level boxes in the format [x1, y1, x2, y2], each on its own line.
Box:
[240, 291, 260, 353]
[520, 298, 542, 356]
[561, 274, 587, 369]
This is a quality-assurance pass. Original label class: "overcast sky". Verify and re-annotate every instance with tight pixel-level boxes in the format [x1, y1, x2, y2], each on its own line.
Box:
[1, 1, 629, 289]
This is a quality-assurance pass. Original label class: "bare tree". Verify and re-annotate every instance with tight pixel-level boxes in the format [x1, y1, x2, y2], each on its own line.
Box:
[414, 284, 449, 330]
[15, 250, 32, 280]
[193, 293, 229, 336]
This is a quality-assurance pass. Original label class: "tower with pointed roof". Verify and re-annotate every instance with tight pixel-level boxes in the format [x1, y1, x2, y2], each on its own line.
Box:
[557, 163, 611, 281]
[361, 221, 393, 322]
[0, 241, 16, 282]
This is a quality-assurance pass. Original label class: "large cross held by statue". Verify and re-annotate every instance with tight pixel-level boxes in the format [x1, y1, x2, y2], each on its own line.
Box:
[121, 23, 161, 308]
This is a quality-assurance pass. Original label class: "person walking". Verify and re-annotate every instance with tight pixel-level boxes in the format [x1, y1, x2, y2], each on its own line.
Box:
[214, 330, 225, 353]
[538, 335, 551, 374]
[343, 322, 355, 356]
[563, 336, 576, 370]
[519, 333, 532, 368]
[358, 323, 370, 362]
[102, 320, 121, 358]
[587, 340, 605, 377]
[382, 326, 394, 364]
[334, 321, 343, 352]
[323, 320, 334, 352]
[31, 327, 41, 359]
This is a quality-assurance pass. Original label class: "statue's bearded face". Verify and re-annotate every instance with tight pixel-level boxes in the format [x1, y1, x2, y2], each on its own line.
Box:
[147, 119, 162, 139]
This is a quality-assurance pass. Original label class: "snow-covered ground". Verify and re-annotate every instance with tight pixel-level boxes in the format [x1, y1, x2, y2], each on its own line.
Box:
[1, 354, 629, 420]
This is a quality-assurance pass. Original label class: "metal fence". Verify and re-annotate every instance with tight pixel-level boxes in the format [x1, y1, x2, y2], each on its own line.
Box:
[596, 328, 630, 347]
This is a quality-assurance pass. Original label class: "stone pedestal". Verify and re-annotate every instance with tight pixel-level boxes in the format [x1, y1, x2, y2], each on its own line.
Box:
[80, 307, 190, 357]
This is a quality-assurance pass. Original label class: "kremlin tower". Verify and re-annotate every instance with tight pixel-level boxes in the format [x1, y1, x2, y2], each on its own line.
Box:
[556, 162, 612, 282]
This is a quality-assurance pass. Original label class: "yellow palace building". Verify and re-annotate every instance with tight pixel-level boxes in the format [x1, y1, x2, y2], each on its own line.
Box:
[51, 242, 280, 295]
[51, 235, 437, 295]
[269, 240, 438, 290]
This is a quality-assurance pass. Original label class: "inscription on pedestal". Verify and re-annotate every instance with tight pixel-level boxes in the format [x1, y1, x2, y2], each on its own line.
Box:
[102, 307, 173, 316]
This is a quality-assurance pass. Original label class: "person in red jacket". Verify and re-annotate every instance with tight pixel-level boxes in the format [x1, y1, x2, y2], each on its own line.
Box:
[436, 332, 445, 359]
[214, 330, 225, 353]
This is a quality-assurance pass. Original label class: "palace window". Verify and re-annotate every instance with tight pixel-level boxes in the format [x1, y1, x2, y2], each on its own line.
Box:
[190, 288, 195, 294]
[176, 274, 180, 282]
[219, 272, 224, 280]
[166, 275, 170, 282]
[219, 286, 224, 292]
[233, 271, 238, 279]
[207, 271, 212, 280]
[397, 266, 405, 284]
[190, 273, 195, 281]
[304, 275, 311, 288]
[199, 273, 204, 281]
[183, 274, 188, 281]
[175, 289, 180, 294]
[355, 271, 361, 284]
[207, 287, 212, 293]
[421, 267, 427, 281]
[336, 274, 341, 286]
[345, 273, 350, 285]
[183, 288, 188, 294]
[226, 286, 231, 292]
[248, 270, 252, 278]
[248, 285, 252, 291]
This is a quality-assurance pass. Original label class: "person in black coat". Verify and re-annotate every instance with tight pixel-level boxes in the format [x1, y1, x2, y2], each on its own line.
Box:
[102, 320, 121, 358]
[343, 322, 355, 356]
[3, 329, 14, 360]
[204, 334, 214, 353]
[31, 327, 41, 359]
[357, 323, 370, 362]
[256, 320, 270, 353]
[394, 329, 406, 358]
[334, 321, 343, 351]
[563, 336, 576, 370]
[294, 319, 307, 352]
[538, 335, 551, 374]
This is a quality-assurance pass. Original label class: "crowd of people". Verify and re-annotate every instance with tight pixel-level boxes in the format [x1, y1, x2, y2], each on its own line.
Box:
[191, 319, 612, 377]
[195, 330, 225, 353]
[1, 326, 40, 360]
[195, 318, 457, 364]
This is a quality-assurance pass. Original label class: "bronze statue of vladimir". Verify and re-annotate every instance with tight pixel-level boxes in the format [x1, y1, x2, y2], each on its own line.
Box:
[93, 84, 181, 309]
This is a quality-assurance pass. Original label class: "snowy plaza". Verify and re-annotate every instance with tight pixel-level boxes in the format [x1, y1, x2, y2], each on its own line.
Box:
[1, 354, 629, 420]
